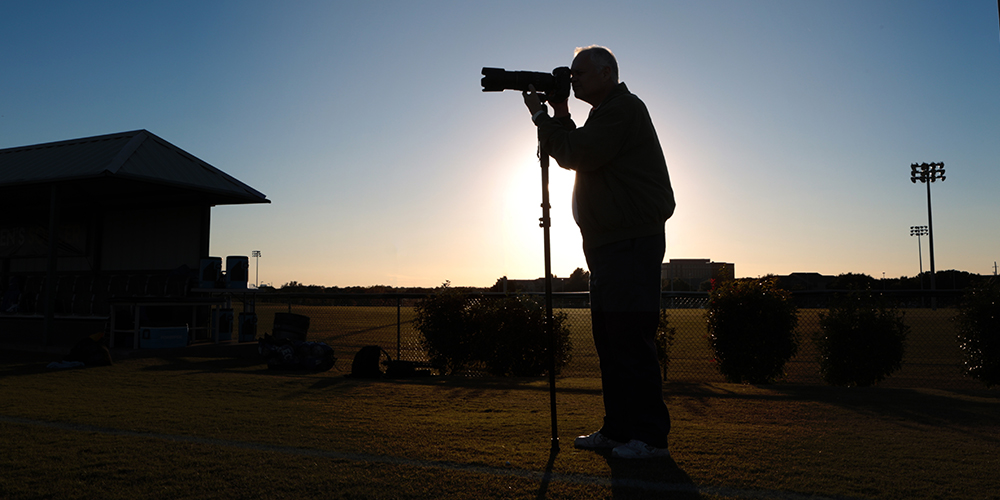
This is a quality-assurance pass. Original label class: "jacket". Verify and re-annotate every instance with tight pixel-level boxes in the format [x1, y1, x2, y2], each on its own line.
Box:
[537, 82, 675, 250]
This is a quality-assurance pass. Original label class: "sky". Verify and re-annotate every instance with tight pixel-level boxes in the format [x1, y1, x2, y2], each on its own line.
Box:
[3, 0, 999, 288]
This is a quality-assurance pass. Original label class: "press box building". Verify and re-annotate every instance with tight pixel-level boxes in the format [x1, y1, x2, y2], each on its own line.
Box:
[0, 130, 269, 347]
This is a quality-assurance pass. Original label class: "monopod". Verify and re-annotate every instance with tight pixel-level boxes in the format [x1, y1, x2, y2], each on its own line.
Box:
[537, 141, 560, 451]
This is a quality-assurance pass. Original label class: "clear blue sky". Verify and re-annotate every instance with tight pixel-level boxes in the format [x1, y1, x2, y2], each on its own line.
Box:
[3, 0, 998, 287]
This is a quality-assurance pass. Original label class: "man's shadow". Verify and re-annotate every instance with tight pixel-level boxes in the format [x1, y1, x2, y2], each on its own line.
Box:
[601, 451, 702, 499]
[533, 446, 702, 499]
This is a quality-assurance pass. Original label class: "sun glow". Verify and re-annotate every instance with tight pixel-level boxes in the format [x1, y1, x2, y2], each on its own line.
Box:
[500, 150, 587, 281]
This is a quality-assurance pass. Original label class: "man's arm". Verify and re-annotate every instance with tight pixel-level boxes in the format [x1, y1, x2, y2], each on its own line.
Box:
[538, 97, 633, 172]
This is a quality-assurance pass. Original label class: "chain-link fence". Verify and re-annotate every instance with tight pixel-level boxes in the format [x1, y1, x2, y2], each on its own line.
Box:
[240, 290, 982, 390]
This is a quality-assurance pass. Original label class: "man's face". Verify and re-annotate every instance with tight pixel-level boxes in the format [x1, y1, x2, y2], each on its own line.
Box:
[571, 53, 610, 106]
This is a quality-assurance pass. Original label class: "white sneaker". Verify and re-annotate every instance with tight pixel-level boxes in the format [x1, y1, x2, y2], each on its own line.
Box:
[611, 439, 671, 459]
[573, 431, 625, 450]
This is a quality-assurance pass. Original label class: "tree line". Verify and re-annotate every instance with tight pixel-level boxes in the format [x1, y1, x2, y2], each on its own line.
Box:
[265, 268, 994, 294]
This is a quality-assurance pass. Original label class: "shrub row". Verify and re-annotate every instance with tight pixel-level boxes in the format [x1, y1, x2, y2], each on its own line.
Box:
[414, 284, 572, 377]
[416, 277, 1000, 387]
[706, 276, 1000, 387]
[705, 277, 910, 387]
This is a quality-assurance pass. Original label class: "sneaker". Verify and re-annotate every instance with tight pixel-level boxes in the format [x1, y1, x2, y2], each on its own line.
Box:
[574, 431, 625, 450]
[611, 439, 671, 459]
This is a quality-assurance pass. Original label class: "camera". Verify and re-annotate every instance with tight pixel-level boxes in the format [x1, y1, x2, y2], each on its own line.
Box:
[481, 66, 571, 103]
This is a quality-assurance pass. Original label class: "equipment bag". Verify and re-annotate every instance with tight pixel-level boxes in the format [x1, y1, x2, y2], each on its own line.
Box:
[350, 345, 388, 378]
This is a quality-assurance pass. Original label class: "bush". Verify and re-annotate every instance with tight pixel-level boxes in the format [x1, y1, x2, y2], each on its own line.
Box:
[955, 277, 1000, 387]
[656, 309, 677, 380]
[706, 277, 799, 384]
[475, 295, 573, 377]
[815, 291, 909, 387]
[413, 283, 478, 375]
[414, 284, 572, 377]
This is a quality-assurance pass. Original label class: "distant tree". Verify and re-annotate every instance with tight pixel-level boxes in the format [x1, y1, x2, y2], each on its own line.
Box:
[827, 273, 876, 290]
[936, 270, 981, 290]
[488, 276, 507, 293]
[565, 268, 590, 292]
[279, 281, 323, 292]
[891, 275, 921, 290]
[774, 275, 807, 291]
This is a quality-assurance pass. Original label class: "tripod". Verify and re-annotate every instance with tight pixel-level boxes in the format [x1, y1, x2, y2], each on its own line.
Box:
[537, 140, 559, 451]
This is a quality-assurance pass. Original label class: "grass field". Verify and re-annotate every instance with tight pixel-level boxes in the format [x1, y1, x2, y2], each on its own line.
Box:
[1, 346, 998, 500]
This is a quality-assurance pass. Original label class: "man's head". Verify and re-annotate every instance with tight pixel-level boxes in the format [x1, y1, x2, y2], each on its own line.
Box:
[571, 46, 619, 106]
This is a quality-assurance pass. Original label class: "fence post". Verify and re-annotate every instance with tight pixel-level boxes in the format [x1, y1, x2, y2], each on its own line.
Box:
[396, 295, 402, 360]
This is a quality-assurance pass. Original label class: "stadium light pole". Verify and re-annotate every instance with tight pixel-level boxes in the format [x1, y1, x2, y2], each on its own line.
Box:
[252, 250, 261, 288]
[910, 162, 945, 308]
[910, 225, 928, 289]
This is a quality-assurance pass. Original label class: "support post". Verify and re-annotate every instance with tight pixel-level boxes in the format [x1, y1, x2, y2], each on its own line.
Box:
[43, 186, 59, 345]
[538, 142, 559, 450]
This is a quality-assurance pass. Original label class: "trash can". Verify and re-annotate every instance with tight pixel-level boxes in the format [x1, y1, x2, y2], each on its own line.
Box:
[226, 256, 249, 289]
[199, 257, 222, 288]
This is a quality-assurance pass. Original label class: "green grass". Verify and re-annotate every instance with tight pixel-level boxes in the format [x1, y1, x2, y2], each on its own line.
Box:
[1, 349, 998, 500]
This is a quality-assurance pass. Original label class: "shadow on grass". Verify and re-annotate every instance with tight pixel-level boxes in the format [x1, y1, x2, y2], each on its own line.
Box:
[602, 452, 701, 499]
[0, 360, 62, 378]
[340, 374, 607, 397]
[0, 347, 119, 378]
[672, 382, 1000, 445]
[533, 445, 559, 500]
[778, 384, 1000, 444]
[135, 356, 272, 374]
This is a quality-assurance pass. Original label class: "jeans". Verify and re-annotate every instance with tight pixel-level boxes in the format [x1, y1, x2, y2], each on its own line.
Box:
[585, 233, 671, 448]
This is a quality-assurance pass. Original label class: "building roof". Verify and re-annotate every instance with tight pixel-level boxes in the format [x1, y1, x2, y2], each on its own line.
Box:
[0, 130, 269, 207]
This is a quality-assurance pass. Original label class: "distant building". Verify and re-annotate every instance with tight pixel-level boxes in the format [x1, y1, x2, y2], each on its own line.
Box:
[496, 276, 571, 293]
[660, 259, 734, 290]
[776, 272, 836, 290]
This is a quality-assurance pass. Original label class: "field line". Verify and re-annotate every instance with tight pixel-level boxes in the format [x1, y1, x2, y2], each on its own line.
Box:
[1, 415, 863, 500]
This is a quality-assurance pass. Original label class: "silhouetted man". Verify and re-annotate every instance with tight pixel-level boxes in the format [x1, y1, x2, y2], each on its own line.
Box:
[523, 45, 675, 459]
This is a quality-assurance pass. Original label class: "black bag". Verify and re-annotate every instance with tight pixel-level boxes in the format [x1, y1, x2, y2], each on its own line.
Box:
[350, 345, 387, 378]
[258, 334, 335, 371]
[64, 332, 113, 366]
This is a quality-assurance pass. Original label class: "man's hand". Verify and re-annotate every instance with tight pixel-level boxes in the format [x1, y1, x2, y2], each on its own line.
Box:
[522, 84, 544, 115]
[524, 84, 570, 120]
